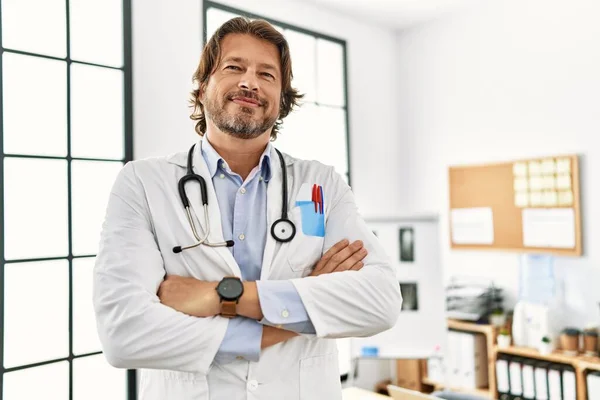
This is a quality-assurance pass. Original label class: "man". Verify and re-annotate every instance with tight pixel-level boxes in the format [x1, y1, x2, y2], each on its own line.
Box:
[93, 17, 402, 400]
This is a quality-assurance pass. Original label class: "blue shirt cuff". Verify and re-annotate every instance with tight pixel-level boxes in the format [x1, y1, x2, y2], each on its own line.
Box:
[214, 317, 262, 364]
[256, 280, 316, 334]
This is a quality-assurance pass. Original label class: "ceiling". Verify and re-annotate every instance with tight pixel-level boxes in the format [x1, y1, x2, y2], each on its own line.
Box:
[299, 0, 478, 30]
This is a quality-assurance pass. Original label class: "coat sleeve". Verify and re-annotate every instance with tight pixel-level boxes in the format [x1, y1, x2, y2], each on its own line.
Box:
[290, 167, 403, 338]
[93, 162, 228, 373]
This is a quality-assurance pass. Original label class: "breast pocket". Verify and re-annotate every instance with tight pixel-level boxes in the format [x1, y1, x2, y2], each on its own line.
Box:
[286, 206, 325, 273]
[299, 353, 342, 400]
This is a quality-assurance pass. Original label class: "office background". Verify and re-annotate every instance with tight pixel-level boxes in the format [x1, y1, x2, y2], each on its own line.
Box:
[3, 0, 600, 398]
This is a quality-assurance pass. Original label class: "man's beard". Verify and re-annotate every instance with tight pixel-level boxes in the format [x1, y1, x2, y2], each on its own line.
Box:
[204, 91, 278, 139]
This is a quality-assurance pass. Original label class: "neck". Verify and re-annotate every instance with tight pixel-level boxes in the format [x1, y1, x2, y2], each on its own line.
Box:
[205, 128, 271, 181]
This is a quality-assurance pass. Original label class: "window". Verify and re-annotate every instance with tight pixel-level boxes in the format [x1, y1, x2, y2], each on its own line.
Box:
[0, 0, 135, 398]
[203, 1, 351, 184]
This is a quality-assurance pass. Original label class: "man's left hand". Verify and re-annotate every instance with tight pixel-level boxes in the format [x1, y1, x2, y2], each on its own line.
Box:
[158, 275, 220, 318]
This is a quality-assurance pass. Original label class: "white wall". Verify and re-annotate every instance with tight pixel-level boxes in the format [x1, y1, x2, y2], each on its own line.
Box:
[132, 0, 403, 391]
[395, 0, 600, 327]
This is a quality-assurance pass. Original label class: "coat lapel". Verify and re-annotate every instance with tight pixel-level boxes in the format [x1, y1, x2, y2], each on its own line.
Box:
[185, 139, 241, 277]
[260, 147, 294, 279]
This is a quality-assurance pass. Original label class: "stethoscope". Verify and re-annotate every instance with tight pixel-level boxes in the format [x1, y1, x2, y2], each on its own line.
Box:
[173, 143, 296, 254]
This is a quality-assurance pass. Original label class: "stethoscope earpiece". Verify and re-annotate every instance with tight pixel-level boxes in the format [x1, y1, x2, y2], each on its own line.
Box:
[173, 144, 296, 254]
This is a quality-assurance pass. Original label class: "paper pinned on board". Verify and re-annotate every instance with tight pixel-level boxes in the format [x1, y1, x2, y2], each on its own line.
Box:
[515, 192, 529, 208]
[513, 162, 528, 177]
[556, 174, 571, 190]
[556, 158, 571, 174]
[522, 208, 576, 248]
[450, 207, 494, 245]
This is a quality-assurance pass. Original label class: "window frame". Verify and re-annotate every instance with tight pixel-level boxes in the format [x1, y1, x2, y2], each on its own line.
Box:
[0, 0, 136, 398]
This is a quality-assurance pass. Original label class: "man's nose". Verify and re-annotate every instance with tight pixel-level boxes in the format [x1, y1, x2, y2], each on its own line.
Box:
[238, 70, 259, 92]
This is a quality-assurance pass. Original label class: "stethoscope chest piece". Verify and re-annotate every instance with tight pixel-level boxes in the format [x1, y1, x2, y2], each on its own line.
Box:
[271, 218, 296, 243]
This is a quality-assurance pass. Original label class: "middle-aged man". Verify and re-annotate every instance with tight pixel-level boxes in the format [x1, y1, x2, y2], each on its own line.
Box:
[93, 16, 402, 400]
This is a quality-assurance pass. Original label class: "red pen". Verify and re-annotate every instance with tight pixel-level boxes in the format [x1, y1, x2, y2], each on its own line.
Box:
[312, 184, 318, 212]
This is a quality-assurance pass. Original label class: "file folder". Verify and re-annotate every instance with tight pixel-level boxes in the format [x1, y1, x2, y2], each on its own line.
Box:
[521, 359, 536, 400]
[509, 356, 524, 400]
[496, 354, 511, 400]
[547, 364, 562, 400]
[561, 365, 576, 400]
[588, 371, 600, 400]
[534, 361, 550, 400]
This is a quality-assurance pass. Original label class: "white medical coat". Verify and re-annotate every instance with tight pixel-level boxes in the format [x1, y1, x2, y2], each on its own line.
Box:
[93, 139, 402, 400]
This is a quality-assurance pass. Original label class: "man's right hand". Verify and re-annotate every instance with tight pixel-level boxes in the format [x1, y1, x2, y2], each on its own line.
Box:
[310, 239, 367, 277]
[259, 239, 367, 350]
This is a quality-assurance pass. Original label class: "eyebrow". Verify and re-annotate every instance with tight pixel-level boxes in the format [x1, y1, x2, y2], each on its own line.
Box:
[221, 56, 279, 73]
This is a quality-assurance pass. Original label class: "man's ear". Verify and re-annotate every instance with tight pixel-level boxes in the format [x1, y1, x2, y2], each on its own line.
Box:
[198, 82, 207, 101]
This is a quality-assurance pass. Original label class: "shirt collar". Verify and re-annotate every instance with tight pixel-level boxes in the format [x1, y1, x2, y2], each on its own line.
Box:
[201, 138, 273, 182]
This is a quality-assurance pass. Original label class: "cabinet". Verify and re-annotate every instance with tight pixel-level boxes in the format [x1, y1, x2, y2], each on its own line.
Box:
[420, 319, 600, 400]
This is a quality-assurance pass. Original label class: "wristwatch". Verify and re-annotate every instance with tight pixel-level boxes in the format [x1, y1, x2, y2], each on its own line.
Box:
[216, 277, 244, 318]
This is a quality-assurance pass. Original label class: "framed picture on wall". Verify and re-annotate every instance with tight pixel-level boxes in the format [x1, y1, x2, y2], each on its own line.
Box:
[399, 227, 415, 262]
[399, 282, 419, 311]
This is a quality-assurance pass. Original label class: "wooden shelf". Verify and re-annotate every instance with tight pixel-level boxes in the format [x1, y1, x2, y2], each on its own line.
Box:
[422, 377, 493, 398]
[495, 345, 579, 364]
[579, 356, 600, 372]
[495, 345, 600, 369]
[436, 319, 600, 400]
[448, 319, 497, 336]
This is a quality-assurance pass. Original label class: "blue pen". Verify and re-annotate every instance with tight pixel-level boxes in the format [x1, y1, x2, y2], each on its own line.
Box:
[319, 185, 324, 214]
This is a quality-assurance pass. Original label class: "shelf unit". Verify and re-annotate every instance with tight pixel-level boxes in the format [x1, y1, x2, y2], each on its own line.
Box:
[421, 319, 600, 400]
[494, 345, 600, 400]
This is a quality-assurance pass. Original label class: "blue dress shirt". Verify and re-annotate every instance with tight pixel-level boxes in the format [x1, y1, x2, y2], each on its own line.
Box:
[201, 139, 315, 364]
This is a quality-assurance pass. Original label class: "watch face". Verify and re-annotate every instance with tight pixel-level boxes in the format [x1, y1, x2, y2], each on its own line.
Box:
[217, 278, 244, 301]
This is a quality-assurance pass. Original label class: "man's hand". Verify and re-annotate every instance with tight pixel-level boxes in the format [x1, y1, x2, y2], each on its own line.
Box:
[261, 326, 299, 349]
[158, 275, 219, 318]
[311, 239, 367, 277]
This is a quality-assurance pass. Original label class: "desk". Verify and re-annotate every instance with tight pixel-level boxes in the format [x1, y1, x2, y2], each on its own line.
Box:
[342, 387, 390, 399]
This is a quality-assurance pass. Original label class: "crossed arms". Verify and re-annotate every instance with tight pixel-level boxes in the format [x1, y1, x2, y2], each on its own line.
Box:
[93, 162, 402, 374]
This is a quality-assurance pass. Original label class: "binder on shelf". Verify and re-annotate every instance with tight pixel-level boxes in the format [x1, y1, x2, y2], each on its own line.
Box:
[561, 365, 576, 400]
[521, 359, 536, 400]
[509, 356, 524, 400]
[534, 361, 550, 400]
[588, 371, 600, 400]
[496, 353, 511, 400]
[547, 363, 563, 400]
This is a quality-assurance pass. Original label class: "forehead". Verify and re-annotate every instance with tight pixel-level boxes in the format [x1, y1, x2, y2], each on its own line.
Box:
[218, 33, 281, 71]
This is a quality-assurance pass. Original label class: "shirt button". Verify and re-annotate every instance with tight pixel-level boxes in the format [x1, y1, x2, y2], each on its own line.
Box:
[259, 176, 263, 181]
[281, 309, 289, 318]
[247, 380, 259, 391]
[240, 187, 246, 194]
[239, 233, 245, 241]
[219, 173, 225, 179]
[236, 356, 245, 360]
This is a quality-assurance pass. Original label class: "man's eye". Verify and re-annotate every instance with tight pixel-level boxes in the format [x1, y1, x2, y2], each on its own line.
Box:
[225, 65, 241, 70]
[261, 72, 274, 79]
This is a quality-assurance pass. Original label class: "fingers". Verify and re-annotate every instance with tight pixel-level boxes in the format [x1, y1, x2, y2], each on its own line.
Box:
[312, 239, 349, 275]
[313, 239, 368, 276]
[332, 246, 368, 272]
[349, 260, 364, 271]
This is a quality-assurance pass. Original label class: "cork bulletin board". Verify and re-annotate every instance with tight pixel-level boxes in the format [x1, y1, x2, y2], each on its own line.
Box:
[448, 154, 582, 256]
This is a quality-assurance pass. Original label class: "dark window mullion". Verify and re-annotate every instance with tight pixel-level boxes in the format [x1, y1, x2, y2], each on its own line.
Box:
[65, 1, 74, 399]
[3, 153, 125, 163]
[123, 1, 136, 396]
[2, 351, 103, 374]
[0, 5, 5, 398]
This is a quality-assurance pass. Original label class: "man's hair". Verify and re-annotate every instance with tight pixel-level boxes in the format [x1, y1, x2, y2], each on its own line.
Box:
[189, 17, 303, 140]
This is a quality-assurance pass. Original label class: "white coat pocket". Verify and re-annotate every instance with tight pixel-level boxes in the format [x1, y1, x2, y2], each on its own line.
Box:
[286, 206, 325, 273]
[299, 352, 342, 400]
[138, 369, 209, 400]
